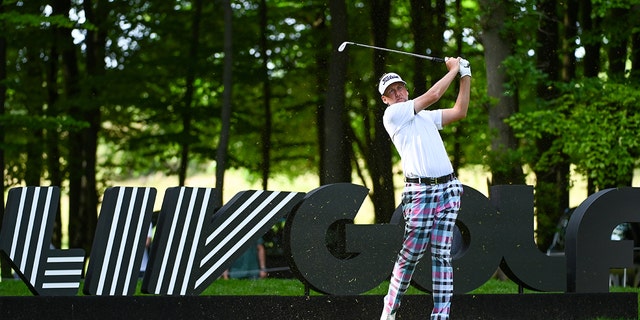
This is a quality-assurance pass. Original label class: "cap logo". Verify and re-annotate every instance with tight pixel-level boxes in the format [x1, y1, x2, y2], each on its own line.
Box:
[381, 74, 400, 85]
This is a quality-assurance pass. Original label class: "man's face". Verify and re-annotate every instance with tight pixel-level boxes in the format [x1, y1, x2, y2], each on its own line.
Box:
[381, 82, 408, 105]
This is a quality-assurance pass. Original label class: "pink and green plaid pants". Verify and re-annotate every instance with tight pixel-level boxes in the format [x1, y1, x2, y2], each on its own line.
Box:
[383, 179, 463, 320]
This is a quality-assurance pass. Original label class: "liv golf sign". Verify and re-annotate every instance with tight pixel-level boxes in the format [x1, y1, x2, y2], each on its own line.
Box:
[1, 183, 639, 296]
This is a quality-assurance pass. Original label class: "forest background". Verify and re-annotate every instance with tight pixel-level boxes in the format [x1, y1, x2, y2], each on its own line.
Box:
[1, 0, 640, 279]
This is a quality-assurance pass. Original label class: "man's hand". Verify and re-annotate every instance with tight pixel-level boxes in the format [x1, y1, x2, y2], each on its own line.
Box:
[445, 57, 461, 74]
[459, 59, 471, 78]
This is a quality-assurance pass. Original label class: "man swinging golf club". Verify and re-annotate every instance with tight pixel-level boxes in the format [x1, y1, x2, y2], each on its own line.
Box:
[379, 57, 471, 320]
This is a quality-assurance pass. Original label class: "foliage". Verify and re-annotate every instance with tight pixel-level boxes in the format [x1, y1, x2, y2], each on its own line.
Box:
[508, 78, 640, 189]
[92, 0, 324, 183]
[0, 1, 490, 189]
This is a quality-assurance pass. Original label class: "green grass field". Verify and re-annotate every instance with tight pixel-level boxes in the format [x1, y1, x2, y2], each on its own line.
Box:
[2, 277, 636, 296]
[0, 277, 518, 296]
[1, 277, 638, 319]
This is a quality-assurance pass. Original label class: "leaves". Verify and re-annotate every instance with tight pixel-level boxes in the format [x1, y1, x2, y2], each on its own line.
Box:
[508, 78, 640, 189]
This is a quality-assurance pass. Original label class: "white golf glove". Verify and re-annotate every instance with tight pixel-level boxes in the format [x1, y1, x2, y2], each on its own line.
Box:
[459, 59, 471, 78]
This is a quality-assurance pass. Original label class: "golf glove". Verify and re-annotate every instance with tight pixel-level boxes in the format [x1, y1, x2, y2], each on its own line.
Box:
[459, 59, 471, 78]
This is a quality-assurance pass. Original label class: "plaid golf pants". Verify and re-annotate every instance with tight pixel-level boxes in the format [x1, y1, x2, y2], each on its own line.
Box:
[382, 178, 463, 320]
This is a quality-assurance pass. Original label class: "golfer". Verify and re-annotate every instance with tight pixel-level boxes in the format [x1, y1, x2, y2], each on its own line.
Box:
[379, 57, 471, 320]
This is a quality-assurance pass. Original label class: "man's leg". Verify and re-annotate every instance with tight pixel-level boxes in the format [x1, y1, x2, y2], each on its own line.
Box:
[382, 185, 434, 316]
[430, 181, 462, 320]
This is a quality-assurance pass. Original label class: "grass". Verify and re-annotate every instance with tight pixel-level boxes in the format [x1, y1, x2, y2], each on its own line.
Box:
[1, 278, 638, 319]
[0, 277, 426, 296]
[1, 276, 637, 296]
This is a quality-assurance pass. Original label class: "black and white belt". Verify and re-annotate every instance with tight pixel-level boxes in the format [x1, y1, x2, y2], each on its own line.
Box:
[405, 173, 456, 185]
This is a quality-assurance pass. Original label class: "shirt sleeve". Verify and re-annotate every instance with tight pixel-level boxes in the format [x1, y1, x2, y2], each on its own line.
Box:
[383, 100, 416, 138]
[423, 109, 443, 130]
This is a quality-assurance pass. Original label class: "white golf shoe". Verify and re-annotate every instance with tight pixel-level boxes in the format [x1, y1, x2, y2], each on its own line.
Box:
[380, 311, 396, 320]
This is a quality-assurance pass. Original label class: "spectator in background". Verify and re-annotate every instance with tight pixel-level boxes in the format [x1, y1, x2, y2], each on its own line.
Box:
[223, 238, 267, 279]
[140, 224, 153, 278]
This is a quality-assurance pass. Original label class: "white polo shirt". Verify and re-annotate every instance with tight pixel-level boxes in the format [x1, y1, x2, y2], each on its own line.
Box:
[383, 100, 454, 178]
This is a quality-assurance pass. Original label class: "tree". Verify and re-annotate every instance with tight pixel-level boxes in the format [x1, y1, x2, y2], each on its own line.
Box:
[66, 0, 108, 254]
[47, 0, 72, 249]
[320, 0, 350, 185]
[560, 81, 640, 190]
[409, 0, 445, 96]
[509, 79, 640, 192]
[22, 12, 46, 187]
[478, 0, 525, 185]
[214, 0, 233, 209]
[597, 3, 638, 188]
[580, 0, 601, 80]
[0, 0, 8, 279]
[632, 24, 640, 81]
[258, 0, 272, 190]
[178, 0, 203, 186]
[0, 0, 90, 263]
[534, 0, 564, 247]
[507, 0, 640, 249]
[368, 0, 395, 224]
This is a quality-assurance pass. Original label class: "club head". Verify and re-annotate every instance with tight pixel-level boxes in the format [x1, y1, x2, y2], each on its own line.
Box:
[337, 42, 349, 52]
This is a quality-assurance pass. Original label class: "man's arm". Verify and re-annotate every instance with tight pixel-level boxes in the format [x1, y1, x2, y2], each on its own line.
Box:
[412, 57, 461, 113]
[442, 75, 470, 126]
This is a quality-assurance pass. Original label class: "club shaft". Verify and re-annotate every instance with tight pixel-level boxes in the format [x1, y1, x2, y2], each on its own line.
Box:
[344, 42, 445, 63]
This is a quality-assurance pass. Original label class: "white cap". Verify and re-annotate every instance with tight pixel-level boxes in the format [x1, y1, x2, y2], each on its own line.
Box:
[378, 73, 406, 95]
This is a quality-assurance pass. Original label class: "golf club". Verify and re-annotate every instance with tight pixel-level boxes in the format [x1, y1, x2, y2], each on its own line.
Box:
[338, 41, 446, 63]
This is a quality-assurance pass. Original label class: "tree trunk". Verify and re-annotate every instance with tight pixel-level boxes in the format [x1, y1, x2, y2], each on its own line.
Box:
[580, 0, 600, 195]
[581, 0, 600, 79]
[409, 0, 445, 95]
[321, 0, 351, 184]
[410, 0, 428, 96]
[451, 0, 464, 174]
[533, 0, 570, 250]
[631, 26, 640, 81]
[58, 0, 82, 251]
[214, 0, 233, 209]
[602, 7, 632, 188]
[68, 0, 106, 254]
[260, 0, 272, 190]
[0, 1, 10, 279]
[370, 0, 396, 223]
[24, 46, 45, 186]
[479, 0, 524, 185]
[178, 0, 202, 186]
[606, 8, 628, 81]
[46, 0, 70, 249]
[314, 11, 329, 188]
[561, 0, 578, 82]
